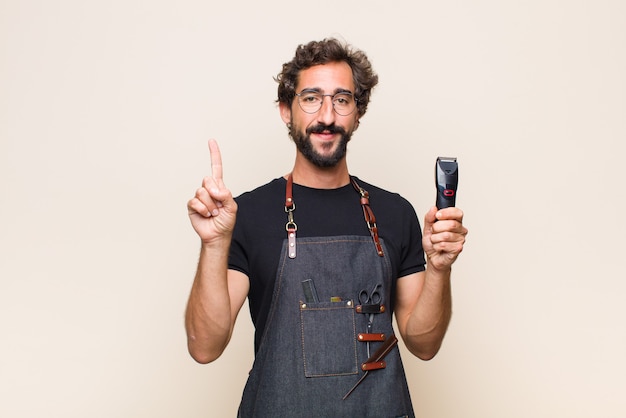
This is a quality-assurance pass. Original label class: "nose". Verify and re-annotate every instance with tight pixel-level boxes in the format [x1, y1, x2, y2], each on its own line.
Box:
[317, 95, 337, 125]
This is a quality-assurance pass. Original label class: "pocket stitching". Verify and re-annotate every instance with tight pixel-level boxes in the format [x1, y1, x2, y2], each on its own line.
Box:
[300, 300, 358, 377]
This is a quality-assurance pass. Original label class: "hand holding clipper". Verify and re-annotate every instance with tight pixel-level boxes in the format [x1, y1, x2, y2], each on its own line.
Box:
[435, 157, 458, 209]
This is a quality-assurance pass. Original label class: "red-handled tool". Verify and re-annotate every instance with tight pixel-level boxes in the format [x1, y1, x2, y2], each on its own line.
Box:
[342, 334, 398, 400]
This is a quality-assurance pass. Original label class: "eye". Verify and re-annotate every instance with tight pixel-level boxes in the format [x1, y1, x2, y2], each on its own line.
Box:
[301, 93, 321, 103]
[333, 94, 352, 105]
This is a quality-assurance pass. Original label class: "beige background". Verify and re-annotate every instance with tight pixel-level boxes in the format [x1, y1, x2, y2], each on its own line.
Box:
[1, 1, 625, 417]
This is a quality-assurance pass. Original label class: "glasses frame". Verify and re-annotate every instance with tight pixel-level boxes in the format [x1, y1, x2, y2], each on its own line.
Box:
[295, 89, 358, 116]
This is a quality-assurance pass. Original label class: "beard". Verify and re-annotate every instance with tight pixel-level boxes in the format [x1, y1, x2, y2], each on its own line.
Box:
[288, 122, 352, 168]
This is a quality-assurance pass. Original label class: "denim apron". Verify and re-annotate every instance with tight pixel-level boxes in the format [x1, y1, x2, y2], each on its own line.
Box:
[237, 179, 415, 418]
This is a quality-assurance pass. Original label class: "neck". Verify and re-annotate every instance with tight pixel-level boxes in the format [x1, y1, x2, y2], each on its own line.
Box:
[288, 155, 350, 189]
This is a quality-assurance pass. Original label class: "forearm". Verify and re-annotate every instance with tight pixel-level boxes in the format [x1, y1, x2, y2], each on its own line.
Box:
[402, 266, 452, 360]
[185, 239, 233, 364]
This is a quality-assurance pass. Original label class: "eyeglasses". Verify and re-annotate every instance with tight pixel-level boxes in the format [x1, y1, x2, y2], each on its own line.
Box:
[295, 89, 358, 116]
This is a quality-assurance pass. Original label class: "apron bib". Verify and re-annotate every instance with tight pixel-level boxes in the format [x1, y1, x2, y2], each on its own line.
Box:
[237, 177, 415, 418]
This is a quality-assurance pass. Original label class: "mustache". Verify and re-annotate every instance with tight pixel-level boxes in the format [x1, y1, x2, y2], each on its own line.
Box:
[306, 124, 347, 135]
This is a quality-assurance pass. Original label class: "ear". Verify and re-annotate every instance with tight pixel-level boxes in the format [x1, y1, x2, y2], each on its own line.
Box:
[279, 102, 292, 124]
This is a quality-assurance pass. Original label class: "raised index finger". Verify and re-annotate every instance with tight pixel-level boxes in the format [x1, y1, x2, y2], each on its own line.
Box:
[208, 139, 223, 181]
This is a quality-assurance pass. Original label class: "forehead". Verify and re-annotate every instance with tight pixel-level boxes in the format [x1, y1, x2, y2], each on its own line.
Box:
[296, 61, 355, 92]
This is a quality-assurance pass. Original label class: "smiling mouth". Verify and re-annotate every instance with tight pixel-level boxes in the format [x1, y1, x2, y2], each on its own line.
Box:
[308, 124, 345, 140]
[312, 131, 337, 140]
[309, 123, 343, 132]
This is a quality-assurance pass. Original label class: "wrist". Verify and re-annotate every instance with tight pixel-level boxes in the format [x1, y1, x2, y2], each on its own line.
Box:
[200, 234, 232, 253]
[426, 261, 452, 278]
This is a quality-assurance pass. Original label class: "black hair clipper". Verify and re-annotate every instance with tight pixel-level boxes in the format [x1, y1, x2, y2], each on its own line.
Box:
[435, 157, 458, 209]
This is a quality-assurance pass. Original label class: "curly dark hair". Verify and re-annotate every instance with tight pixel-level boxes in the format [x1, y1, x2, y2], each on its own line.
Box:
[275, 38, 379, 118]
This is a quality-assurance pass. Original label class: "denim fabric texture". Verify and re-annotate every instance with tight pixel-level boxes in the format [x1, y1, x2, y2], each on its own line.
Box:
[237, 236, 415, 418]
[301, 300, 358, 377]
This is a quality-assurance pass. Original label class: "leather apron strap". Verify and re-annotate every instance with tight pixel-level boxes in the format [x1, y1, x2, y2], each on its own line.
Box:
[284, 173, 384, 258]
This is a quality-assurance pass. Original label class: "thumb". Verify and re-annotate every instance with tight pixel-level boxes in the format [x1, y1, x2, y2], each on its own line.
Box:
[423, 206, 438, 231]
[208, 186, 236, 211]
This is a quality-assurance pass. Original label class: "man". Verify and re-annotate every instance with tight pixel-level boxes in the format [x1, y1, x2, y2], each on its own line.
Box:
[185, 38, 467, 417]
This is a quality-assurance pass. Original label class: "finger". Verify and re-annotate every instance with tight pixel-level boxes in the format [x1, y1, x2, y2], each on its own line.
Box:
[431, 220, 467, 240]
[195, 185, 220, 216]
[432, 239, 465, 256]
[188, 197, 211, 217]
[436, 207, 464, 222]
[430, 229, 466, 245]
[202, 175, 220, 195]
[201, 175, 237, 213]
[208, 139, 224, 182]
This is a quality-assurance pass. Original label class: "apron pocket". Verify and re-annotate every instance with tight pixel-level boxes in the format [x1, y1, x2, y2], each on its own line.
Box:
[300, 300, 358, 377]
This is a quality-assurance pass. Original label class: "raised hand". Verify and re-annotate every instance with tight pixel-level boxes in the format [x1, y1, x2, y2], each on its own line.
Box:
[422, 206, 467, 271]
[187, 139, 237, 244]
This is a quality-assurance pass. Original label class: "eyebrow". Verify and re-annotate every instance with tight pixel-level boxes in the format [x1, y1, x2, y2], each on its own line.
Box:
[299, 87, 354, 95]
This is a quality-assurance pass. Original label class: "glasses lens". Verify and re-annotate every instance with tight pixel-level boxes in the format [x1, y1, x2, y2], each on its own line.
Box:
[298, 92, 323, 113]
[332, 93, 356, 116]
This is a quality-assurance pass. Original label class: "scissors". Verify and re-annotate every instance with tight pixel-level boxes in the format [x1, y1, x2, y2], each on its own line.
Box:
[358, 284, 382, 357]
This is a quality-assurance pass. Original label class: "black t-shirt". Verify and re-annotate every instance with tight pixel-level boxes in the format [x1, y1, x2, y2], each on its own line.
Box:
[229, 176, 426, 353]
